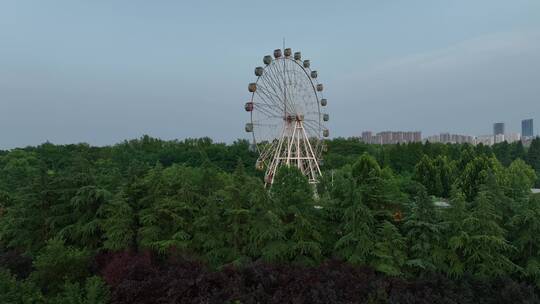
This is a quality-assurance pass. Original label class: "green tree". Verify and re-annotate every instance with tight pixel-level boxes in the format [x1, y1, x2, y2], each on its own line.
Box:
[351, 154, 402, 219]
[413, 155, 438, 196]
[527, 137, 540, 186]
[504, 159, 536, 201]
[372, 220, 406, 276]
[458, 156, 502, 201]
[29, 238, 91, 294]
[334, 191, 376, 265]
[404, 189, 444, 272]
[101, 191, 137, 251]
[448, 191, 516, 278]
[442, 187, 469, 276]
[0, 269, 44, 304]
[58, 186, 109, 249]
[48, 276, 109, 304]
[511, 141, 527, 161]
[138, 164, 202, 253]
[268, 166, 322, 265]
[493, 141, 512, 166]
[218, 161, 267, 265]
[509, 195, 540, 286]
[433, 155, 454, 198]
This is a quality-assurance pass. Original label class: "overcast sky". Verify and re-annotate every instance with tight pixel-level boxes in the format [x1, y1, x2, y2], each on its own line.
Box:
[1, 1, 539, 149]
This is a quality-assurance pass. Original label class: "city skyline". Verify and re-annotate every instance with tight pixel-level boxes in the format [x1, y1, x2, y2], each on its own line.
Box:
[362, 118, 537, 138]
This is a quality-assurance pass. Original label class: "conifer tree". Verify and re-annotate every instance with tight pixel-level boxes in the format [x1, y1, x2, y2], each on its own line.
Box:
[449, 191, 516, 278]
[511, 140, 527, 161]
[101, 191, 137, 251]
[138, 164, 202, 253]
[372, 220, 406, 276]
[504, 159, 536, 201]
[443, 187, 469, 276]
[267, 166, 322, 265]
[334, 191, 376, 265]
[59, 186, 109, 249]
[413, 155, 437, 196]
[404, 188, 444, 272]
[509, 195, 540, 286]
[30, 238, 91, 294]
[527, 137, 540, 186]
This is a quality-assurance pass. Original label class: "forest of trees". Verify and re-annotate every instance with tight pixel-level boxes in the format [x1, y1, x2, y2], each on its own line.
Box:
[1, 135, 540, 303]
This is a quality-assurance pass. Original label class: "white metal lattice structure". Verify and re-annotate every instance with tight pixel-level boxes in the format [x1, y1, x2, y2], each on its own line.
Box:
[244, 48, 329, 187]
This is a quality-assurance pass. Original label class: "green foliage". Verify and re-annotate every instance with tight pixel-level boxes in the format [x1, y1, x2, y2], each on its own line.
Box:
[458, 155, 501, 201]
[101, 192, 136, 251]
[30, 238, 91, 294]
[503, 159, 537, 201]
[48, 276, 109, 304]
[334, 193, 376, 265]
[372, 221, 406, 276]
[0, 269, 45, 304]
[267, 166, 322, 265]
[527, 137, 540, 186]
[403, 189, 444, 272]
[59, 186, 109, 249]
[448, 191, 517, 278]
[1, 136, 540, 301]
[509, 194, 540, 286]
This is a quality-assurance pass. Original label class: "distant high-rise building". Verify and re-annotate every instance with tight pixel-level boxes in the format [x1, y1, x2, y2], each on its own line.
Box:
[440, 133, 451, 143]
[476, 135, 495, 146]
[505, 133, 521, 143]
[359, 130, 422, 145]
[493, 122, 505, 136]
[361, 131, 372, 143]
[522, 119, 534, 138]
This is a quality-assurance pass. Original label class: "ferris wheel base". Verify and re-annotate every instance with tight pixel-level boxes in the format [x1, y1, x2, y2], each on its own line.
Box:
[259, 119, 322, 187]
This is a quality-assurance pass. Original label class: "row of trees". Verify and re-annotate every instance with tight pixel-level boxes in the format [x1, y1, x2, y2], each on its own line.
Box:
[1, 136, 540, 303]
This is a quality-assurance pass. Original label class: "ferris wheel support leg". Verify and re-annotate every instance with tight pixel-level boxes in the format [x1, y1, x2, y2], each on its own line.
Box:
[285, 122, 296, 167]
[265, 125, 287, 187]
[301, 122, 322, 180]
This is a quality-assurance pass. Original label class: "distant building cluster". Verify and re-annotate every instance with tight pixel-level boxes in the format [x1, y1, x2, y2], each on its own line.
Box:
[427, 132, 522, 146]
[359, 119, 535, 146]
[425, 133, 475, 144]
[361, 131, 422, 145]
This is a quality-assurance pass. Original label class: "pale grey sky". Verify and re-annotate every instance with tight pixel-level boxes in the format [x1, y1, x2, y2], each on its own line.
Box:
[1, 1, 539, 149]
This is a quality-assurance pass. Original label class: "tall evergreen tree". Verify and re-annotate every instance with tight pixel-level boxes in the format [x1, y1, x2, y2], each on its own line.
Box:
[334, 191, 376, 265]
[509, 195, 540, 286]
[268, 166, 322, 265]
[527, 137, 540, 186]
[448, 191, 516, 278]
[372, 220, 406, 276]
[404, 188, 444, 272]
[504, 159, 536, 201]
[413, 155, 437, 196]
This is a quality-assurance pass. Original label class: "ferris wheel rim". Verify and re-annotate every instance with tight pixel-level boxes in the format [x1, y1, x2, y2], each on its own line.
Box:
[249, 56, 324, 158]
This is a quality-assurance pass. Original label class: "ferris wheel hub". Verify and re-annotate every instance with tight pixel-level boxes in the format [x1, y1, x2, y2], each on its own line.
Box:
[285, 114, 304, 122]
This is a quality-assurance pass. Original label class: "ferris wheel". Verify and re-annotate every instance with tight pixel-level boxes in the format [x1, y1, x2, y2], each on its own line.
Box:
[244, 47, 329, 186]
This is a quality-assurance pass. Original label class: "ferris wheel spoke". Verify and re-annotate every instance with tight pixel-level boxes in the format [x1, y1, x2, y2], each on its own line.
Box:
[259, 70, 286, 108]
[286, 61, 301, 114]
[252, 100, 281, 119]
[256, 83, 285, 111]
[303, 121, 322, 135]
[255, 89, 284, 115]
[255, 91, 285, 117]
[271, 59, 296, 114]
